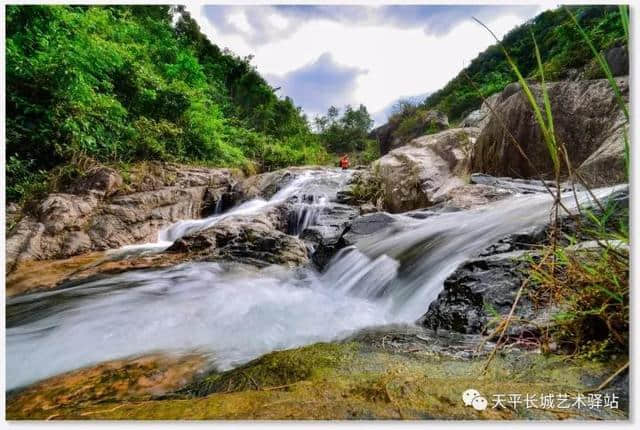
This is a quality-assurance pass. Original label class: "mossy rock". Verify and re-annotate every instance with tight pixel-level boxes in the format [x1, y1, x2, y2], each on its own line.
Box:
[183, 342, 356, 396]
[6, 330, 628, 420]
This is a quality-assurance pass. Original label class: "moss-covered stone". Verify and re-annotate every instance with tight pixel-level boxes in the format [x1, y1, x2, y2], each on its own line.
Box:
[6, 332, 628, 420]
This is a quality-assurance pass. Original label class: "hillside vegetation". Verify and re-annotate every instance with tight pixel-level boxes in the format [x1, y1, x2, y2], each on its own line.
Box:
[422, 5, 626, 123]
[6, 5, 329, 202]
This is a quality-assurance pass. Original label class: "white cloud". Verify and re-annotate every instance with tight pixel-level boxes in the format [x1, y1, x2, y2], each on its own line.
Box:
[266, 12, 289, 31]
[227, 11, 253, 35]
[189, 5, 543, 122]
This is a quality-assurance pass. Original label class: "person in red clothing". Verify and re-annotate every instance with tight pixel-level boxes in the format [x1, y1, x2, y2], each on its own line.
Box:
[339, 154, 350, 170]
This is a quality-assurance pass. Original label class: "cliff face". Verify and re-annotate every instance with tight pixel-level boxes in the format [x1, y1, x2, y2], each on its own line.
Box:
[470, 77, 629, 184]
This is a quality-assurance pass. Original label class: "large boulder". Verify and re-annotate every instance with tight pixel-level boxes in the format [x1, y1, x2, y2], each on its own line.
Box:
[471, 77, 629, 185]
[577, 122, 629, 187]
[86, 186, 213, 250]
[168, 214, 308, 268]
[604, 45, 629, 77]
[374, 128, 480, 213]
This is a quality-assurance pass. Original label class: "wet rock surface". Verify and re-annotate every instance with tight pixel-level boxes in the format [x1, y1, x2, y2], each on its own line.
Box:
[299, 203, 359, 269]
[6, 325, 627, 420]
[168, 213, 308, 268]
[418, 250, 538, 335]
[342, 212, 398, 246]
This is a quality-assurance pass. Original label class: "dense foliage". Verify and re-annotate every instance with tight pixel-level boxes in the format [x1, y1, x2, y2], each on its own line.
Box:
[423, 5, 627, 122]
[6, 5, 329, 201]
[314, 105, 379, 163]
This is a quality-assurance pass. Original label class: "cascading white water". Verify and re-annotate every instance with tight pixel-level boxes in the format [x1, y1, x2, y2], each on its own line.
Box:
[5, 169, 626, 391]
[103, 169, 349, 260]
[287, 193, 328, 236]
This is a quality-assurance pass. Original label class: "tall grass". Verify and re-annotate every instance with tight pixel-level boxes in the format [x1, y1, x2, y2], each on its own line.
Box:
[474, 5, 629, 369]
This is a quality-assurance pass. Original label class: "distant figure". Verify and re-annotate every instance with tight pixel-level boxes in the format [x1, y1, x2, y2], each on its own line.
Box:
[339, 154, 350, 170]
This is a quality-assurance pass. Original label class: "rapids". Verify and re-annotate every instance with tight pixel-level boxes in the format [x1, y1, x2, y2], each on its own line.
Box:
[5, 168, 625, 390]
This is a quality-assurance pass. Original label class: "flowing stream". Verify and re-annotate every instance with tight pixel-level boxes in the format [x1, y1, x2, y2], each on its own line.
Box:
[5, 169, 624, 391]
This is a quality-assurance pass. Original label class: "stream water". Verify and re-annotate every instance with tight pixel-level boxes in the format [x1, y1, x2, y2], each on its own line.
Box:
[5, 169, 624, 391]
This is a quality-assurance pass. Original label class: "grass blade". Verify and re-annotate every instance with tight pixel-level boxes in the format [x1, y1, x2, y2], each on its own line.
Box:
[623, 127, 630, 180]
[531, 29, 559, 173]
[618, 5, 629, 41]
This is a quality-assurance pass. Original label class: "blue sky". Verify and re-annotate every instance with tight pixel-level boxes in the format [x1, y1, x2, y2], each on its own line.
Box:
[188, 4, 543, 124]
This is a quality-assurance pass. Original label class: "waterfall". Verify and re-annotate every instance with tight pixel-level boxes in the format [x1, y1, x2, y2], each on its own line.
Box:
[157, 169, 348, 242]
[5, 167, 625, 391]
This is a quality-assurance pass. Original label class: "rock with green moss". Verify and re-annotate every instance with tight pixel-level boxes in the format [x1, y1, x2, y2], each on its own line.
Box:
[6, 325, 628, 420]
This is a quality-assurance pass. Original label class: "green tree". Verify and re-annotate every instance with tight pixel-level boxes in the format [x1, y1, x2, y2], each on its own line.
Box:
[315, 104, 374, 153]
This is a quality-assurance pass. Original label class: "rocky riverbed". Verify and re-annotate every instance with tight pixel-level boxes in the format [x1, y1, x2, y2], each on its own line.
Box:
[6, 76, 630, 420]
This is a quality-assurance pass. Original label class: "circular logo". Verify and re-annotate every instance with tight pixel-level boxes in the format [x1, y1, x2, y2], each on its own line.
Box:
[462, 388, 488, 411]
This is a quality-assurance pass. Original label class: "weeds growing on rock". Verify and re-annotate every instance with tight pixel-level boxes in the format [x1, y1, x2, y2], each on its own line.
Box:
[349, 163, 385, 207]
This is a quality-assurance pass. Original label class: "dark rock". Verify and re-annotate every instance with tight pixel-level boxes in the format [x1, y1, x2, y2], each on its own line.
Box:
[418, 250, 538, 335]
[501, 82, 521, 99]
[169, 215, 308, 268]
[342, 212, 397, 246]
[300, 203, 359, 269]
[201, 188, 237, 218]
[605, 45, 629, 77]
[369, 121, 396, 156]
[335, 189, 356, 205]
